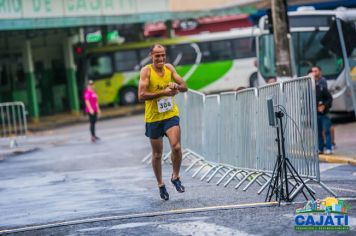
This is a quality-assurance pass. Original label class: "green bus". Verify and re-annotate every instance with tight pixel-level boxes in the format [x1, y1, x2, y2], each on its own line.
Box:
[83, 27, 259, 106]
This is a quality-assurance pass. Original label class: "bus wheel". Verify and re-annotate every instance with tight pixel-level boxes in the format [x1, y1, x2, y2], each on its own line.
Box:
[249, 72, 258, 87]
[120, 87, 138, 105]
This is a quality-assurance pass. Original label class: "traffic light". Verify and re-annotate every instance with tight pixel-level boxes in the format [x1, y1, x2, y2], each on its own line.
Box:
[73, 43, 85, 57]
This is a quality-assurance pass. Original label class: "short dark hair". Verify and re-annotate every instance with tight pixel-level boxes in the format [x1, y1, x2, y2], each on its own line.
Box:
[312, 65, 321, 71]
[149, 43, 165, 53]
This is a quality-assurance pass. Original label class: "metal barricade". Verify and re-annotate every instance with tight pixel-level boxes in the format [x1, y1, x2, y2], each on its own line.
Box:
[185, 90, 205, 157]
[235, 88, 258, 171]
[203, 95, 220, 163]
[219, 92, 239, 167]
[0, 102, 28, 147]
[255, 83, 283, 173]
[281, 76, 319, 179]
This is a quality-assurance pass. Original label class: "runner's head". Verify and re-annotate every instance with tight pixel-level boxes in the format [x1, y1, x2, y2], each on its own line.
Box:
[150, 43, 166, 69]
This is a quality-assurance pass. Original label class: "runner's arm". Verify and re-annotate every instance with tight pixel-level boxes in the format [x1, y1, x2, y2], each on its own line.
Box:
[138, 66, 177, 101]
[166, 64, 187, 92]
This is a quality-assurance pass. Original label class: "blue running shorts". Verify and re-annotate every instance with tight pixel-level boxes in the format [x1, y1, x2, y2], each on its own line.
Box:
[145, 116, 180, 139]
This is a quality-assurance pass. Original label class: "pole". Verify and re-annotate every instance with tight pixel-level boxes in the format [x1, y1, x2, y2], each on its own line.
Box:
[271, 0, 292, 77]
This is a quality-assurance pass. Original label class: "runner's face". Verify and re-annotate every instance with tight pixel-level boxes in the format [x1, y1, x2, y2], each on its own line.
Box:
[150, 46, 166, 69]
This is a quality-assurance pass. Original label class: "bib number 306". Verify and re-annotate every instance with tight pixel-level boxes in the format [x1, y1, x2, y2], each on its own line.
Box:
[157, 97, 173, 113]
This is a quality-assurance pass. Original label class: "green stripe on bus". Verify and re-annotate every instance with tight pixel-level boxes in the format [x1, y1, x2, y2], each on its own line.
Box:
[184, 61, 233, 90]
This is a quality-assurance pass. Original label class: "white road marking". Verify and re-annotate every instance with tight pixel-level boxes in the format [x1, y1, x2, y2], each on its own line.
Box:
[159, 221, 259, 236]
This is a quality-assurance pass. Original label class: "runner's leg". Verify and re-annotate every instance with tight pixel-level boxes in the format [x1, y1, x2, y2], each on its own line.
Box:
[150, 138, 164, 186]
[166, 125, 182, 180]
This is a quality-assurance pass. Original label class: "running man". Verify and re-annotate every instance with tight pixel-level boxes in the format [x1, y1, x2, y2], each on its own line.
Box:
[138, 43, 187, 200]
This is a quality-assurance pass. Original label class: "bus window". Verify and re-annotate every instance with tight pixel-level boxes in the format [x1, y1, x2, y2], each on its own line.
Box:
[114, 50, 138, 72]
[231, 37, 256, 59]
[258, 32, 343, 79]
[294, 31, 343, 79]
[197, 42, 212, 63]
[138, 48, 150, 67]
[210, 40, 233, 61]
[88, 55, 113, 78]
[169, 44, 198, 65]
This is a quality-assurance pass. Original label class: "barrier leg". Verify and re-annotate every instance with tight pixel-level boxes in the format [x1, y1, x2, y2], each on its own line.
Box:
[141, 153, 152, 163]
[185, 159, 203, 172]
[258, 177, 272, 195]
[243, 173, 264, 191]
[235, 172, 256, 190]
[316, 180, 338, 197]
[216, 168, 234, 185]
[163, 151, 172, 162]
[192, 163, 211, 178]
[224, 170, 245, 187]
[206, 166, 224, 183]
[182, 150, 192, 161]
[200, 165, 217, 181]
[10, 139, 18, 148]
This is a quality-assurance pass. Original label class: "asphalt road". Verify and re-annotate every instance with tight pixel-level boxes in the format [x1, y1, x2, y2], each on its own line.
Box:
[0, 115, 355, 235]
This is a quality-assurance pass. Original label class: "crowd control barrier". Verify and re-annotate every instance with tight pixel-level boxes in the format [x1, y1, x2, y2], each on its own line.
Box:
[142, 76, 336, 198]
[0, 102, 28, 147]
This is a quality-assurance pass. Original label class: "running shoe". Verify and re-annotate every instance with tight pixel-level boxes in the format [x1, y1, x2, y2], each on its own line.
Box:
[171, 177, 185, 193]
[159, 185, 169, 201]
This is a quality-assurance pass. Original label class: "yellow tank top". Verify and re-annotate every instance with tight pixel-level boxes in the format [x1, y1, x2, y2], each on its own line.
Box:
[145, 64, 179, 123]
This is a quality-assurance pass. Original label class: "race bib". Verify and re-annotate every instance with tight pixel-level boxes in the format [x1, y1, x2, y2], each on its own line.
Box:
[157, 97, 173, 113]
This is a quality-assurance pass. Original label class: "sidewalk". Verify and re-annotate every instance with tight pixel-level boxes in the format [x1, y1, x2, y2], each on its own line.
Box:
[319, 121, 356, 165]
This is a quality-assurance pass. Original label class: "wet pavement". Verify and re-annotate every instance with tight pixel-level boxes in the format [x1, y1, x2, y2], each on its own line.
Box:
[0, 114, 355, 235]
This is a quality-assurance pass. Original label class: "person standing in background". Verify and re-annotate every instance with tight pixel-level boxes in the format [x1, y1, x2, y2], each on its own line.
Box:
[84, 80, 101, 143]
[311, 66, 333, 154]
[310, 66, 336, 151]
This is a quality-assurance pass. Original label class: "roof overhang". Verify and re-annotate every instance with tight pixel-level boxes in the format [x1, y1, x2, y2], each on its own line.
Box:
[0, 4, 256, 31]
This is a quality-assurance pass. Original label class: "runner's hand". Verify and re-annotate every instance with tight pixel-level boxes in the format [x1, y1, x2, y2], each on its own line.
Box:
[168, 82, 179, 90]
[89, 109, 94, 115]
[164, 87, 179, 96]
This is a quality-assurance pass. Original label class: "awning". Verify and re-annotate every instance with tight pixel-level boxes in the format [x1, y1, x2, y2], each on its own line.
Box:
[0, 5, 256, 31]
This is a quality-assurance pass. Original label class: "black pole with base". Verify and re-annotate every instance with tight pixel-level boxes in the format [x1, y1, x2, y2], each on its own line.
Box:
[265, 110, 316, 204]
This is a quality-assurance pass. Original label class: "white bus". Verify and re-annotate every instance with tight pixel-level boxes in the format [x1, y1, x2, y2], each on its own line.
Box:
[257, 8, 356, 114]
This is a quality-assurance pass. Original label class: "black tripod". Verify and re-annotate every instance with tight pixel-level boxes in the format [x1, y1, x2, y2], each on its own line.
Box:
[265, 110, 315, 204]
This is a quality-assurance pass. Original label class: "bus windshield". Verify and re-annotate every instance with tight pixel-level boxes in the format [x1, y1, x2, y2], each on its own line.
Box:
[258, 31, 344, 80]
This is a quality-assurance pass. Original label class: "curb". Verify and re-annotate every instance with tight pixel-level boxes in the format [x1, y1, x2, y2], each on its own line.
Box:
[319, 154, 356, 166]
